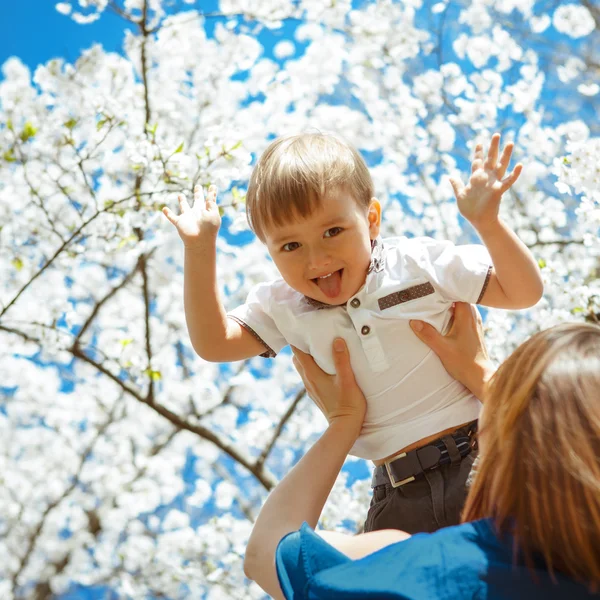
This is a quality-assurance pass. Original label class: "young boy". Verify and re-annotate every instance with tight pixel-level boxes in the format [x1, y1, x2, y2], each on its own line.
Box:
[162, 132, 543, 534]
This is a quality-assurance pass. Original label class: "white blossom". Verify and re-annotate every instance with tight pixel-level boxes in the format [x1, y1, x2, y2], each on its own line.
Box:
[1, 1, 598, 598]
[552, 4, 596, 38]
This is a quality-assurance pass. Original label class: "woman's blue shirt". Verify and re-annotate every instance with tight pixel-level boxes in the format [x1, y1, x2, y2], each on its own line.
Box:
[275, 519, 597, 599]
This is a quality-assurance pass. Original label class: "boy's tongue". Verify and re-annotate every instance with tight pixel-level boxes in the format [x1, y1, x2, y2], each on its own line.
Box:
[315, 270, 342, 299]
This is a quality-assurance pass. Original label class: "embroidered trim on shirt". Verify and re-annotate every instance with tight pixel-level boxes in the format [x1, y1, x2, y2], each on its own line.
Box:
[367, 237, 385, 274]
[476, 266, 493, 304]
[227, 315, 276, 358]
[378, 282, 435, 311]
[303, 296, 342, 310]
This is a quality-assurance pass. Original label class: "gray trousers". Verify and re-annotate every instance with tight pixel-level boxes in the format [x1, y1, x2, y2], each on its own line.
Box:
[363, 438, 477, 534]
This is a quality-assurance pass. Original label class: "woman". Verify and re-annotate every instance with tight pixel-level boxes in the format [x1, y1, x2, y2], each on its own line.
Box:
[244, 304, 600, 598]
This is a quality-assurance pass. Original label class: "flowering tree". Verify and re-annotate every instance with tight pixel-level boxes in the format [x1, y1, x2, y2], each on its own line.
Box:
[0, 0, 598, 597]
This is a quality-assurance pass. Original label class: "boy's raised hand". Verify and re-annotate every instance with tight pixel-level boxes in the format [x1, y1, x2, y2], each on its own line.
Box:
[450, 133, 522, 231]
[162, 184, 221, 247]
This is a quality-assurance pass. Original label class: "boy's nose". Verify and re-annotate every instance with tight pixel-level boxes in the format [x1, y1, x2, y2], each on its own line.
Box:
[307, 248, 333, 273]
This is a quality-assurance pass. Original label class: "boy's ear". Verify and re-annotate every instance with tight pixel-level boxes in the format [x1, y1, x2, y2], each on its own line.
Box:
[368, 198, 381, 239]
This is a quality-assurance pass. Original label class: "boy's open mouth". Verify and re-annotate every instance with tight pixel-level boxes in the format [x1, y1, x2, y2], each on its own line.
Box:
[312, 269, 343, 299]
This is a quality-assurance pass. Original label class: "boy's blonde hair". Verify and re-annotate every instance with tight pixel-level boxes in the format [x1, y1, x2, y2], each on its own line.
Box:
[462, 322, 600, 590]
[246, 133, 374, 242]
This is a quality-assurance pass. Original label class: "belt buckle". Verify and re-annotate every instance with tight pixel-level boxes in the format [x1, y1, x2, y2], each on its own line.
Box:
[385, 453, 416, 488]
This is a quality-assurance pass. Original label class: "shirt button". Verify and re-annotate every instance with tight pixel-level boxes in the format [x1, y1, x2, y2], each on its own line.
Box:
[350, 298, 361, 308]
[361, 325, 371, 335]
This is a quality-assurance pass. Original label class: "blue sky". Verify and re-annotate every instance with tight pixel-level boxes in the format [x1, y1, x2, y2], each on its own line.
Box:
[1, 1, 130, 72]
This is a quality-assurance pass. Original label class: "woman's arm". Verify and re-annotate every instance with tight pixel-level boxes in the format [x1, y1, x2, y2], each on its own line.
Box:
[243, 339, 409, 598]
[410, 302, 495, 400]
[243, 339, 365, 597]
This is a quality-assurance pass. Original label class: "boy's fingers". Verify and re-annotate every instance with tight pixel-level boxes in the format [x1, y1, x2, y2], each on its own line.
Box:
[162, 206, 178, 225]
[485, 133, 500, 168]
[206, 185, 218, 210]
[497, 143, 514, 177]
[178, 194, 191, 213]
[193, 185, 204, 209]
[471, 143, 484, 173]
[500, 163, 522, 192]
[449, 177, 463, 199]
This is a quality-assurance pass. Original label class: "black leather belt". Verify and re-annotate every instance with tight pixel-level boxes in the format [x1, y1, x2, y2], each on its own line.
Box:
[372, 420, 478, 488]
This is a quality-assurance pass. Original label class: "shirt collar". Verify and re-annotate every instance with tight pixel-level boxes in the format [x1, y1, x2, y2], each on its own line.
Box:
[303, 237, 385, 310]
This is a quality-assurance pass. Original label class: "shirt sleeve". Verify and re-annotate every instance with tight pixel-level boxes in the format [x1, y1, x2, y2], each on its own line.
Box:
[418, 238, 492, 304]
[227, 281, 288, 358]
[276, 523, 351, 597]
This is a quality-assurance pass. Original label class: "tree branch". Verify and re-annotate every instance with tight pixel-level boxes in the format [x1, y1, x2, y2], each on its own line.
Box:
[11, 406, 119, 594]
[255, 386, 306, 470]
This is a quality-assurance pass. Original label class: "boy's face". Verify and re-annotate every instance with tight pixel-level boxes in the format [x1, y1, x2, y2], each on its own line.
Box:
[263, 189, 381, 305]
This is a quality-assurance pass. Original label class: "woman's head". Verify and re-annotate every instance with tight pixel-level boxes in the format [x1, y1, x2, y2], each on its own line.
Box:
[463, 322, 600, 587]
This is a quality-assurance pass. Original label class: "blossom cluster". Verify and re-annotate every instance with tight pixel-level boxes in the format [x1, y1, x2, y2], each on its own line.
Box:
[0, 0, 597, 598]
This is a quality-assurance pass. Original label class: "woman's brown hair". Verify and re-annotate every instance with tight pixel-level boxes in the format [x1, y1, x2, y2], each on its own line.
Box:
[245, 132, 374, 242]
[462, 322, 600, 589]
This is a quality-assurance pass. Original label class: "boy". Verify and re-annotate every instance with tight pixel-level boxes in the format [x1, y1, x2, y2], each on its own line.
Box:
[162, 132, 543, 533]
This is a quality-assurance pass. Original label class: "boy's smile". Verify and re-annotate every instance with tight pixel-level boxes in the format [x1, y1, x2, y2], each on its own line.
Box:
[263, 189, 381, 305]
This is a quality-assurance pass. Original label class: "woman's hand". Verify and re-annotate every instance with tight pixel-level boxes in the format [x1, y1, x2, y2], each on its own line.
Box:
[409, 303, 495, 400]
[162, 184, 221, 248]
[292, 338, 366, 436]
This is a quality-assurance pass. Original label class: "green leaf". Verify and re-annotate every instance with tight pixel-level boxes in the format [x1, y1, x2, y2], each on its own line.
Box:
[64, 118, 78, 130]
[145, 122, 158, 136]
[19, 122, 38, 142]
[120, 338, 133, 347]
[174, 142, 184, 154]
[96, 118, 108, 131]
[117, 235, 135, 249]
[12, 257, 23, 271]
[2, 149, 16, 162]
[571, 307, 584, 314]
[218, 206, 225, 217]
[6, 119, 13, 131]
[230, 140, 242, 151]
[144, 368, 162, 381]
[563, 157, 571, 165]
[538, 258, 546, 269]
[104, 200, 116, 210]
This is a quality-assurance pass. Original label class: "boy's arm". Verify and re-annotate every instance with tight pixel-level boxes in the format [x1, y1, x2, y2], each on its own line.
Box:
[450, 133, 543, 309]
[185, 241, 268, 362]
[164, 185, 268, 362]
[471, 219, 542, 309]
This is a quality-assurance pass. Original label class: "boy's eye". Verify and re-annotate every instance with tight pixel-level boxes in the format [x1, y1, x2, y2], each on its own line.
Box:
[324, 227, 343, 238]
[282, 241, 300, 252]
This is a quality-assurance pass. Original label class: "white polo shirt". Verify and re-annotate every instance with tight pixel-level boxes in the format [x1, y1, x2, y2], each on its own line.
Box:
[228, 236, 492, 461]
